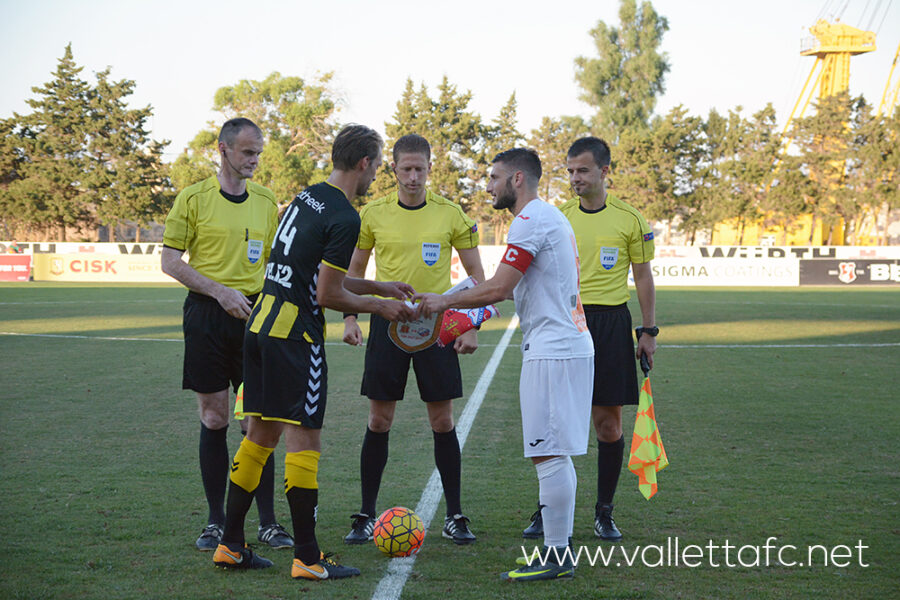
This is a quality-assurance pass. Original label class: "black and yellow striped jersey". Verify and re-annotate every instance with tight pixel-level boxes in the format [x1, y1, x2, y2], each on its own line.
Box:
[558, 194, 655, 305]
[247, 182, 359, 344]
[163, 175, 278, 295]
[358, 190, 478, 294]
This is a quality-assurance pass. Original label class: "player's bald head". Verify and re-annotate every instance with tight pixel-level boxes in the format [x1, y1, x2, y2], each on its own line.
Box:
[219, 118, 263, 147]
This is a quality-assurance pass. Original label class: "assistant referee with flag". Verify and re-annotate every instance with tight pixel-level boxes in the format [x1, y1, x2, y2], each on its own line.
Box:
[521, 136, 658, 542]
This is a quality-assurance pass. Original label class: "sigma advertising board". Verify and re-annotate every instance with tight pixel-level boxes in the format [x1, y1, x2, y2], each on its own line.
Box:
[648, 258, 800, 286]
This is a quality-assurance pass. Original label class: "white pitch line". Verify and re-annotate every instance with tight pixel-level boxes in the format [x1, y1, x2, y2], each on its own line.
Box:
[0, 299, 181, 305]
[665, 342, 900, 348]
[0, 331, 183, 343]
[370, 314, 520, 600]
[0, 331, 522, 347]
[663, 299, 900, 310]
[1, 331, 897, 350]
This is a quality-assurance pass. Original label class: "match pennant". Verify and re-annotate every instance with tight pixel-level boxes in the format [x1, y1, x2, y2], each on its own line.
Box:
[388, 277, 479, 353]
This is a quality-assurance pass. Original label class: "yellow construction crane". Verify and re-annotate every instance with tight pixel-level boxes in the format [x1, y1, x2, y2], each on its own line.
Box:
[781, 19, 876, 150]
[712, 18, 880, 246]
[877, 40, 900, 117]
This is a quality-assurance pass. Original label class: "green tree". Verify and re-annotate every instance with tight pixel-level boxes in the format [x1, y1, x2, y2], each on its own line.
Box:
[474, 92, 524, 244]
[684, 106, 779, 245]
[526, 115, 590, 205]
[678, 108, 724, 245]
[761, 153, 812, 245]
[575, 0, 670, 140]
[846, 104, 900, 244]
[788, 92, 860, 244]
[615, 106, 701, 244]
[365, 78, 422, 202]
[0, 118, 27, 238]
[728, 105, 781, 244]
[426, 77, 487, 213]
[87, 68, 171, 242]
[0, 44, 94, 240]
[483, 93, 524, 160]
[169, 130, 218, 192]
[0, 45, 171, 241]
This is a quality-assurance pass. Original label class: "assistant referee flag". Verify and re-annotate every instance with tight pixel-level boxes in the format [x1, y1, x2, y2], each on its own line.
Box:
[627, 372, 668, 500]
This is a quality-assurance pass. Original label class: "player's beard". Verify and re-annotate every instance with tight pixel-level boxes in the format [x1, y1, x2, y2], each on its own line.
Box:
[492, 177, 516, 211]
[356, 176, 374, 197]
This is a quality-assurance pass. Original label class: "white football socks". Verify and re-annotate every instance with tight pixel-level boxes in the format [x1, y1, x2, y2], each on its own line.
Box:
[535, 455, 576, 548]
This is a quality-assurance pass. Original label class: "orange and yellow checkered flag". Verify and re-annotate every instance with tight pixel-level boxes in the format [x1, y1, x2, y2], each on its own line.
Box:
[628, 375, 668, 499]
[234, 383, 245, 420]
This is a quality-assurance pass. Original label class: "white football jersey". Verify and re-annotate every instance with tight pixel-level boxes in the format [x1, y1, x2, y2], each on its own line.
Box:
[501, 199, 593, 361]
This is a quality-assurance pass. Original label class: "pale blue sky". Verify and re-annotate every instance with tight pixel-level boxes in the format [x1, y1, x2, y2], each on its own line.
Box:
[2, 0, 898, 159]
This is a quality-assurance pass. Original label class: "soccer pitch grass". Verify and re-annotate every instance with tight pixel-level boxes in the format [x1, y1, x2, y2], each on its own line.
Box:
[0, 283, 897, 600]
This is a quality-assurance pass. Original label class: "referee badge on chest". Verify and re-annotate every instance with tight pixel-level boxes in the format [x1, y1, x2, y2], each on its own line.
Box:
[421, 243, 440, 266]
[600, 246, 619, 270]
[247, 239, 264, 264]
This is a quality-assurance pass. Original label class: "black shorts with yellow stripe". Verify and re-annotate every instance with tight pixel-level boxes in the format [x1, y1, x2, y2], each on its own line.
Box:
[361, 314, 462, 402]
[585, 303, 639, 407]
[242, 329, 327, 428]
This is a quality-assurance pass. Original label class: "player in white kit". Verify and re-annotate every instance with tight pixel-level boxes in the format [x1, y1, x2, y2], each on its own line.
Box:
[415, 148, 593, 582]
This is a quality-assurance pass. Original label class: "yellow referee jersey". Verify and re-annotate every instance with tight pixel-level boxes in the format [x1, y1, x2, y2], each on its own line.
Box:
[358, 190, 478, 294]
[163, 175, 278, 296]
[558, 194, 655, 305]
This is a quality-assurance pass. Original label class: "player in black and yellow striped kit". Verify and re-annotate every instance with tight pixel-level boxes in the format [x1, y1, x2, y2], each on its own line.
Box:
[161, 118, 292, 552]
[521, 136, 658, 542]
[341, 134, 485, 545]
[211, 124, 415, 581]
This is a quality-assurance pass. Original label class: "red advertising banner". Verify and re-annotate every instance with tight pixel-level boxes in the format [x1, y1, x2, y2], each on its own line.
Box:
[0, 254, 32, 281]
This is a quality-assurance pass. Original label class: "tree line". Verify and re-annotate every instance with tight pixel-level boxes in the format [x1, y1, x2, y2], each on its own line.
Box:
[1, 0, 897, 245]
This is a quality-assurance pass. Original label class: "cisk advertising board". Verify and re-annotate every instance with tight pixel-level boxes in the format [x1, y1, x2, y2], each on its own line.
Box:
[31, 254, 173, 283]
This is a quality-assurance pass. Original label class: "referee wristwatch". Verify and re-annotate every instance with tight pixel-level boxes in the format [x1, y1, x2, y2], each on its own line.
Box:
[635, 326, 659, 338]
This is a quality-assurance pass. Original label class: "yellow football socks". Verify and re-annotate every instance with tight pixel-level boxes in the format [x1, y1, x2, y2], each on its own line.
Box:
[285, 450, 320, 491]
[229, 437, 274, 493]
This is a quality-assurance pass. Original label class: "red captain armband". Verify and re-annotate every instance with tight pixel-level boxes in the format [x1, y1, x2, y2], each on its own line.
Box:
[501, 244, 533, 274]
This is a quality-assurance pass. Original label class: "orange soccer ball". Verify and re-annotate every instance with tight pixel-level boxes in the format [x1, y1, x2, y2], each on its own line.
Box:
[373, 506, 425, 557]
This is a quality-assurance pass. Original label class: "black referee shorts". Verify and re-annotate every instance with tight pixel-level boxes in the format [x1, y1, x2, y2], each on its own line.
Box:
[242, 330, 327, 429]
[361, 314, 463, 402]
[585, 303, 639, 407]
[182, 291, 252, 394]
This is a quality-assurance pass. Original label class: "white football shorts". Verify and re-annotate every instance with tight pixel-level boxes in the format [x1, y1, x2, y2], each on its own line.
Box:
[519, 356, 593, 457]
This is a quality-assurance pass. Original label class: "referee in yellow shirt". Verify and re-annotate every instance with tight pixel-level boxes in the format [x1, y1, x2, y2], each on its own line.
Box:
[342, 134, 485, 545]
[522, 136, 658, 542]
[161, 118, 291, 552]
